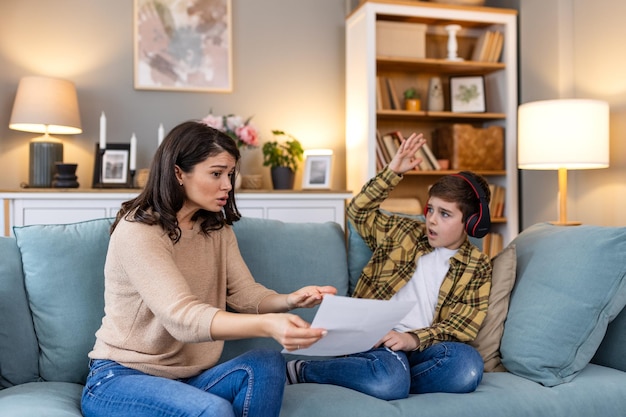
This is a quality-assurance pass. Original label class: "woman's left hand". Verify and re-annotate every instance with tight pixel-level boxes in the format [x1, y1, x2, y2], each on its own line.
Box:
[287, 286, 337, 310]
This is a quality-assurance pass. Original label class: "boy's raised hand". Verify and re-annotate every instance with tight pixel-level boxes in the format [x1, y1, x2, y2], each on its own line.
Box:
[388, 133, 426, 175]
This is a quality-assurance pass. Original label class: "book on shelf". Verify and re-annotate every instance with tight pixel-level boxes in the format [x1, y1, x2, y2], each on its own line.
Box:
[482, 232, 503, 259]
[488, 184, 505, 218]
[385, 78, 402, 110]
[471, 30, 504, 63]
[420, 142, 441, 170]
[376, 76, 392, 110]
[376, 130, 392, 166]
[382, 133, 400, 160]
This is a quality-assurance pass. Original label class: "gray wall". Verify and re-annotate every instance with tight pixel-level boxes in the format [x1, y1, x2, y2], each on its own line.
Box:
[0, 0, 350, 190]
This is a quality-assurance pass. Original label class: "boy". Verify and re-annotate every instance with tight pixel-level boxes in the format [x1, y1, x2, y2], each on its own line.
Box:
[286, 133, 492, 400]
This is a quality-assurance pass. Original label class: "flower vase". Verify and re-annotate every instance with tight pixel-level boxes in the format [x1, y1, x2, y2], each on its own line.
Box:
[235, 174, 242, 190]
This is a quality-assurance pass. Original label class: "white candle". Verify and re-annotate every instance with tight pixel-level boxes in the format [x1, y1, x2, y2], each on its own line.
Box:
[130, 134, 137, 171]
[158, 123, 164, 146]
[99, 112, 106, 150]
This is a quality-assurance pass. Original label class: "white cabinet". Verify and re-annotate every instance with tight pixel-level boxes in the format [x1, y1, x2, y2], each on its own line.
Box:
[346, 1, 519, 248]
[1, 190, 353, 236]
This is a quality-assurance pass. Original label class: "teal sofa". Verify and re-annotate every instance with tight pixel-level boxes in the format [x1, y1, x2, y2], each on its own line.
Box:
[1, 216, 625, 416]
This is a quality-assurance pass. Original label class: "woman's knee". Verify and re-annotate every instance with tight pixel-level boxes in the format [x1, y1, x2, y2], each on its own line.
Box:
[240, 349, 285, 384]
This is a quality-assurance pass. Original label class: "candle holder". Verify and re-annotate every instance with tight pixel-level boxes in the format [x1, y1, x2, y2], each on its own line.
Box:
[129, 169, 136, 188]
[445, 24, 464, 61]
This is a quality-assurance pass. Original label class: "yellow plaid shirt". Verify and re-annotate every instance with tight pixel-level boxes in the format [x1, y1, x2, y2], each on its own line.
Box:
[348, 167, 492, 351]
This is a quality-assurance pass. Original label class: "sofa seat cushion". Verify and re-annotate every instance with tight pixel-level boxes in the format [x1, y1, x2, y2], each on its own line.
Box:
[280, 365, 626, 417]
[0, 381, 83, 417]
[13, 218, 113, 385]
[501, 223, 626, 386]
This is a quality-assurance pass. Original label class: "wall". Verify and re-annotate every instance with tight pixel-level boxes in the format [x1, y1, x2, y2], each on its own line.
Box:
[518, 0, 626, 228]
[0, 0, 349, 190]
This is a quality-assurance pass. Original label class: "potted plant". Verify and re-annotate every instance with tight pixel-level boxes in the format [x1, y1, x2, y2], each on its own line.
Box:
[403, 87, 421, 111]
[262, 130, 304, 189]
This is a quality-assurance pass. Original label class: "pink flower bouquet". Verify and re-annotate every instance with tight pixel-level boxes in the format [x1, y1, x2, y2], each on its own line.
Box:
[201, 112, 260, 148]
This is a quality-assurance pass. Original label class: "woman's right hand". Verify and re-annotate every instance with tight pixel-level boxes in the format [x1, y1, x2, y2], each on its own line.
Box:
[210, 310, 326, 351]
[265, 313, 327, 351]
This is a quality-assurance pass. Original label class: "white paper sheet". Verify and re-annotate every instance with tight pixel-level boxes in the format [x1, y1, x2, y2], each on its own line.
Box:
[284, 295, 415, 357]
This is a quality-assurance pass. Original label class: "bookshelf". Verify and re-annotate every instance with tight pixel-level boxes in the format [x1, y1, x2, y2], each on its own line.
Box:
[346, 0, 519, 250]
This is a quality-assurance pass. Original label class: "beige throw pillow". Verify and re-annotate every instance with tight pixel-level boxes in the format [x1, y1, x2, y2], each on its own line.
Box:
[470, 244, 517, 372]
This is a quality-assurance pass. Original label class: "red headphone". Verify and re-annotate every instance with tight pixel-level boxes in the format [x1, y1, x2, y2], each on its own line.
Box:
[424, 171, 491, 238]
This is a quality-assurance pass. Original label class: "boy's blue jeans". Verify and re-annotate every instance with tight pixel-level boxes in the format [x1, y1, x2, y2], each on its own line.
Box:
[299, 342, 483, 400]
[81, 349, 285, 417]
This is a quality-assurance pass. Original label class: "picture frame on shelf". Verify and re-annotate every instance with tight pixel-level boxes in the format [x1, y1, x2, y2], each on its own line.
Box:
[92, 143, 132, 188]
[133, 0, 232, 92]
[302, 152, 332, 189]
[450, 75, 486, 113]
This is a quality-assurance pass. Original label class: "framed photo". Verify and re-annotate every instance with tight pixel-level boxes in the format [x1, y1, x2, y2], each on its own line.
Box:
[133, 0, 232, 92]
[450, 76, 486, 113]
[92, 144, 132, 188]
[302, 154, 332, 189]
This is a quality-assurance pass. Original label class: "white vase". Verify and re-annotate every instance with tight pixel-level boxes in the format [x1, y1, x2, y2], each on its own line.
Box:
[235, 173, 242, 190]
[428, 76, 445, 112]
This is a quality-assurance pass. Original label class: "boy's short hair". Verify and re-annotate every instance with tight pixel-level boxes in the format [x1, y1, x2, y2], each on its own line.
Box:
[428, 172, 491, 223]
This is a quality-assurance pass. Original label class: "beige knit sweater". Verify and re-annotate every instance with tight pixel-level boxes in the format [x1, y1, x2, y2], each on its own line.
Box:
[89, 218, 276, 379]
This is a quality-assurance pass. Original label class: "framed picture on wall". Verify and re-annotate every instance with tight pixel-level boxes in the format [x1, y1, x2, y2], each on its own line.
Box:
[92, 144, 132, 188]
[450, 76, 486, 113]
[302, 153, 332, 189]
[133, 0, 232, 92]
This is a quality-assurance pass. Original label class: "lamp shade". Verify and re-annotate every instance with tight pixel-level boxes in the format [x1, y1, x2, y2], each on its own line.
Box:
[518, 99, 609, 170]
[9, 76, 82, 135]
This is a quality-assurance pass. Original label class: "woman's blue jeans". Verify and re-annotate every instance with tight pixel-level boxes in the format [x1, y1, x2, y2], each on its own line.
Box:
[299, 342, 483, 400]
[81, 349, 285, 417]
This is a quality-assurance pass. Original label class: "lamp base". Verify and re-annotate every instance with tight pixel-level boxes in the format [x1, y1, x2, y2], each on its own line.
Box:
[29, 137, 63, 188]
[549, 220, 582, 226]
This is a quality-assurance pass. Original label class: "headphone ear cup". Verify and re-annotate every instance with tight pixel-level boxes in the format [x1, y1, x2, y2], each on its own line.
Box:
[465, 213, 479, 235]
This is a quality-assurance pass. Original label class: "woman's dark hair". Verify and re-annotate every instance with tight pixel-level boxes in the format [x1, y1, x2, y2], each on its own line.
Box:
[111, 120, 241, 242]
[428, 171, 491, 223]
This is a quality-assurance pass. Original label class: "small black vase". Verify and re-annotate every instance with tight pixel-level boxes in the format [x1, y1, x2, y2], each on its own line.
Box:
[52, 163, 79, 188]
[270, 166, 295, 190]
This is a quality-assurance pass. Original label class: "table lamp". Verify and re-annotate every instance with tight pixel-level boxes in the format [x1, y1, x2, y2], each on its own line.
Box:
[9, 76, 82, 187]
[518, 99, 609, 226]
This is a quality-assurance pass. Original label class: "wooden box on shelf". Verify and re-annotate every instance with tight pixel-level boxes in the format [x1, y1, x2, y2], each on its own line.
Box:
[432, 124, 504, 170]
[376, 21, 426, 59]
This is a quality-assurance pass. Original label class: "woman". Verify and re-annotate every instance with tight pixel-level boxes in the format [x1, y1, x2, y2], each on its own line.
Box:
[81, 121, 335, 417]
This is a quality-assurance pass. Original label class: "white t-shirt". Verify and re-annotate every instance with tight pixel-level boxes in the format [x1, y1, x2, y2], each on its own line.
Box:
[391, 246, 457, 332]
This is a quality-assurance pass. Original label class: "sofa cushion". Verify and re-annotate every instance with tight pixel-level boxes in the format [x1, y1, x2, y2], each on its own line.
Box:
[500, 223, 626, 386]
[0, 381, 83, 416]
[13, 218, 113, 384]
[469, 244, 516, 372]
[0, 237, 39, 388]
[591, 305, 626, 372]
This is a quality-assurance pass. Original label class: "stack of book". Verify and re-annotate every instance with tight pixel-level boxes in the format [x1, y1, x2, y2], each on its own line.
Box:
[471, 30, 504, 63]
[376, 76, 405, 111]
[376, 131, 441, 171]
[482, 232, 503, 258]
[488, 184, 505, 218]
